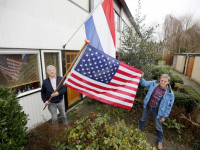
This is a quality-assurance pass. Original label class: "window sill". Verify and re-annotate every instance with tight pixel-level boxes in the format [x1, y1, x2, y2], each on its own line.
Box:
[17, 88, 41, 98]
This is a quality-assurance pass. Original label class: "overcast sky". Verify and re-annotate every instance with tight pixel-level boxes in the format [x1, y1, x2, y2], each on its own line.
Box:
[125, 0, 200, 39]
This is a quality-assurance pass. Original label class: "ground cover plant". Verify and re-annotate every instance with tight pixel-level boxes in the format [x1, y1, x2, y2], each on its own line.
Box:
[22, 110, 156, 150]
[89, 99, 200, 149]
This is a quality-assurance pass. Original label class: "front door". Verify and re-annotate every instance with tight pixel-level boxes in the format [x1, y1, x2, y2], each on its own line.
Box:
[65, 52, 81, 106]
[186, 56, 195, 78]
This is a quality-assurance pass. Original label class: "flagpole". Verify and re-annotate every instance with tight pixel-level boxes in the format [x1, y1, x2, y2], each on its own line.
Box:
[62, 0, 104, 49]
[43, 39, 90, 110]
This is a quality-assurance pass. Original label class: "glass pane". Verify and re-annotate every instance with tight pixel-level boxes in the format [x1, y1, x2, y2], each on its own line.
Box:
[0, 54, 40, 95]
[75, 54, 77, 58]
[67, 64, 70, 70]
[71, 55, 74, 63]
[67, 55, 70, 63]
[44, 53, 60, 78]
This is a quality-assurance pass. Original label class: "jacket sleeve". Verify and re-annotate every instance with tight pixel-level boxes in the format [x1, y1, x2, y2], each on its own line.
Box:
[41, 82, 48, 103]
[140, 78, 154, 88]
[58, 84, 67, 95]
[163, 92, 175, 118]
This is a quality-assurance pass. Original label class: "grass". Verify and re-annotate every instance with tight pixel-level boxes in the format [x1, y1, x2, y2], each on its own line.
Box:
[158, 60, 166, 64]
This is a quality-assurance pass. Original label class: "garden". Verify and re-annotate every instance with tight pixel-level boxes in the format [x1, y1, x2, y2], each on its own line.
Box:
[1, 65, 200, 150]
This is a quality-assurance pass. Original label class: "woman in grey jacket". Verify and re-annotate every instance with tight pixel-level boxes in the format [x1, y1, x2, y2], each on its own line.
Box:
[139, 73, 174, 150]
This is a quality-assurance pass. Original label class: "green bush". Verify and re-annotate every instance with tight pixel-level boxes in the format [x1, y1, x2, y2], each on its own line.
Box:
[59, 112, 156, 150]
[173, 75, 184, 84]
[150, 65, 174, 84]
[173, 90, 199, 113]
[0, 86, 28, 150]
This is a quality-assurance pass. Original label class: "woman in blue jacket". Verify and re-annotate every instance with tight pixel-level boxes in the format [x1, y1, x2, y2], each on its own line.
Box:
[41, 65, 68, 126]
[139, 73, 174, 150]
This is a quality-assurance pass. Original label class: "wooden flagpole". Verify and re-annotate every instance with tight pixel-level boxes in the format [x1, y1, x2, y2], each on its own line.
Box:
[43, 39, 90, 110]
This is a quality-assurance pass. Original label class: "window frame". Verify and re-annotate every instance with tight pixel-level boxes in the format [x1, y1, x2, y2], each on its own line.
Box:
[41, 50, 63, 79]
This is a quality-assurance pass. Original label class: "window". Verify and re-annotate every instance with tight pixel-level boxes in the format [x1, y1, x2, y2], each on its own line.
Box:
[41, 51, 62, 79]
[44, 53, 60, 78]
[115, 11, 120, 32]
[0, 53, 41, 95]
[70, 0, 90, 12]
[121, 20, 125, 32]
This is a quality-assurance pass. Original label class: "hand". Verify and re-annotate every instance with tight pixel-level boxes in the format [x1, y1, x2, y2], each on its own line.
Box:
[51, 92, 59, 97]
[141, 72, 144, 78]
[160, 117, 165, 123]
[45, 101, 50, 105]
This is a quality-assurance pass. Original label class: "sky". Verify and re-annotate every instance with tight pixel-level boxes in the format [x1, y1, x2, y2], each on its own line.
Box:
[125, 0, 200, 39]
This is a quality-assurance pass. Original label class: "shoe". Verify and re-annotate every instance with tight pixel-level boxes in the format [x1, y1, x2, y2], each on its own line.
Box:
[158, 142, 163, 150]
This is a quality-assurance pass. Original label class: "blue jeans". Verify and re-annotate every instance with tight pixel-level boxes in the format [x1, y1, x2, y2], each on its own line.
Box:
[48, 99, 68, 126]
[139, 106, 163, 142]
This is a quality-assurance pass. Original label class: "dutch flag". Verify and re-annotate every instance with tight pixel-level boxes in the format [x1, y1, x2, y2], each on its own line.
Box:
[84, 0, 116, 58]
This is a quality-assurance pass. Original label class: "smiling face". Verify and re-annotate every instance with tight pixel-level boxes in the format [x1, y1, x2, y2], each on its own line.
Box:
[47, 67, 56, 78]
[159, 77, 169, 89]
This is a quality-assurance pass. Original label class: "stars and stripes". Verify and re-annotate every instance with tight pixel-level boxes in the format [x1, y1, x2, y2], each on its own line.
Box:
[64, 45, 142, 110]
[0, 55, 23, 80]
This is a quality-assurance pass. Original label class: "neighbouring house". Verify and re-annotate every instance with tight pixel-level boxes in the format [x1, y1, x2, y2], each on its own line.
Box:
[173, 53, 200, 85]
[0, 0, 138, 129]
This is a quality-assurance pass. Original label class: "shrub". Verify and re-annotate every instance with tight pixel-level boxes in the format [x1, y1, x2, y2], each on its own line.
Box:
[62, 112, 156, 150]
[173, 75, 184, 84]
[173, 90, 199, 113]
[0, 86, 28, 150]
[150, 65, 174, 85]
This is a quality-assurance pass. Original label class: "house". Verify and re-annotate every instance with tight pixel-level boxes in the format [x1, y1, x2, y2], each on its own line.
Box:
[0, 0, 138, 129]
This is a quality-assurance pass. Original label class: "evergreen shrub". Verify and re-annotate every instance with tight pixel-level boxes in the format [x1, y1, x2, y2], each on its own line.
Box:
[173, 75, 184, 84]
[173, 89, 199, 113]
[0, 86, 28, 150]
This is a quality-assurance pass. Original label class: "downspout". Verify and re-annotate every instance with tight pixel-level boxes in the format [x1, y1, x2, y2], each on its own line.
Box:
[184, 54, 189, 75]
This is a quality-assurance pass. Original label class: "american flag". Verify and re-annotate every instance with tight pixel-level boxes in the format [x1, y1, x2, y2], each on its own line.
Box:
[64, 45, 142, 110]
[0, 55, 23, 80]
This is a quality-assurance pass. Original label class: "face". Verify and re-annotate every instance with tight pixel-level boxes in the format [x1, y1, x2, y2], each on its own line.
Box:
[159, 77, 169, 88]
[47, 67, 56, 78]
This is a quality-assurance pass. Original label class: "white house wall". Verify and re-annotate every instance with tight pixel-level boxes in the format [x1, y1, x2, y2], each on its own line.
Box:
[18, 90, 52, 129]
[121, 9, 132, 27]
[191, 56, 200, 84]
[175, 55, 186, 73]
[0, 0, 88, 50]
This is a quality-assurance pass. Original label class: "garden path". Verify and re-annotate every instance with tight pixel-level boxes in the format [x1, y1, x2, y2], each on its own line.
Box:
[172, 70, 200, 94]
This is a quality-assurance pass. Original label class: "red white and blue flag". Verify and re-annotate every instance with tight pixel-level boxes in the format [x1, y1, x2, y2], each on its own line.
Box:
[84, 0, 116, 58]
[0, 55, 23, 80]
[64, 45, 142, 110]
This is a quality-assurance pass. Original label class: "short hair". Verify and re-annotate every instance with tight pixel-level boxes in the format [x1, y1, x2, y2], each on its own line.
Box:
[46, 65, 56, 73]
[160, 74, 170, 82]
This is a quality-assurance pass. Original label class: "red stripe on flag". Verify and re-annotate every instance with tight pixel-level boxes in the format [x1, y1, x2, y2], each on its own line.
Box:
[120, 62, 142, 74]
[108, 82, 138, 91]
[66, 84, 133, 110]
[70, 73, 136, 96]
[102, 0, 116, 47]
[112, 76, 140, 85]
[67, 78, 135, 102]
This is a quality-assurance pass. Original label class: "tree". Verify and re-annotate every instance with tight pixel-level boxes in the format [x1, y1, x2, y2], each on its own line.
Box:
[117, 0, 161, 81]
[163, 14, 200, 53]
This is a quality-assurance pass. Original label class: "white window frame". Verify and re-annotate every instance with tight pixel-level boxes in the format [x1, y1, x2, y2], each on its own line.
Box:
[0, 49, 43, 97]
[41, 50, 63, 79]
